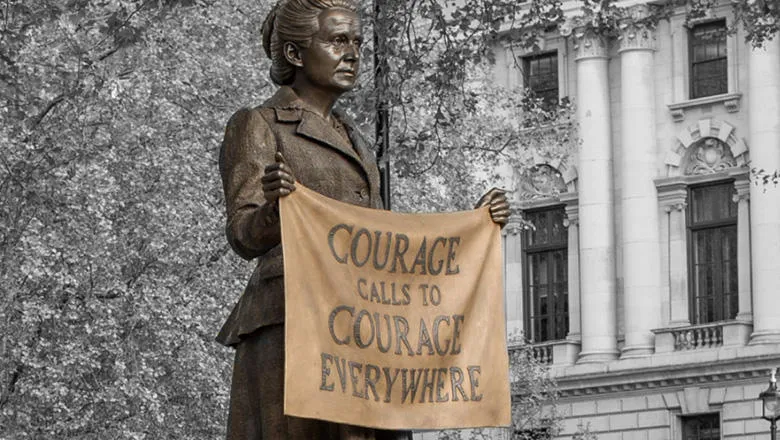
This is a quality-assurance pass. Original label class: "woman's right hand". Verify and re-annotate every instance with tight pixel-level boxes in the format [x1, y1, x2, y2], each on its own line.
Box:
[261, 151, 296, 203]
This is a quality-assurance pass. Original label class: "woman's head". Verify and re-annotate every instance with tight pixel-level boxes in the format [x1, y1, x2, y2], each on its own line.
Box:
[262, 0, 360, 86]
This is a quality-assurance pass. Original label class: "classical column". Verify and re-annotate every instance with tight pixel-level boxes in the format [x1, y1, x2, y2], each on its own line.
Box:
[657, 183, 690, 327]
[733, 176, 752, 322]
[573, 31, 618, 362]
[748, 37, 780, 344]
[561, 193, 581, 341]
[502, 214, 525, 343]
[618, 22, 662, 358]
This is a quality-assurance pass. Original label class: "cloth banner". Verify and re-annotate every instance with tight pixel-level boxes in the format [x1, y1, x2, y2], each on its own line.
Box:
[280, 185, 510, 430]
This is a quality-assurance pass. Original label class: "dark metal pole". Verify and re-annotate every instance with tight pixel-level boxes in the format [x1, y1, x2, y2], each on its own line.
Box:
[772, 419, 777, 440]
[373, 0, 391, 210]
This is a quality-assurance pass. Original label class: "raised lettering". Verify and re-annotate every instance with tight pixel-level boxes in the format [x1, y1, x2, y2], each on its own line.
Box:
[389, 233, 410, 273]
[353, 309, 375, 348]
[320, 352, 334, 391]
[328, 224, 352, 264]
[445, 237, 460, 275]
[467, 365, 482, 401]
[350, 228, 372, 267]
[365, 363, 381, 401]
[433, 315, 451, 355]
[409, 237, 428, 275]
[329, 305, 354, 345]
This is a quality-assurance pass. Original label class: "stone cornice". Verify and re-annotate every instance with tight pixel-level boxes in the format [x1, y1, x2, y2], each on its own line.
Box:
[655, 178, 688, 211]
[526, 349, 780, 399]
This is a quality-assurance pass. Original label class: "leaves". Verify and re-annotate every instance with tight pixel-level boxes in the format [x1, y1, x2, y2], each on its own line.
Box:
[2, 0, 777, 438]
[1, 0, 271, 437]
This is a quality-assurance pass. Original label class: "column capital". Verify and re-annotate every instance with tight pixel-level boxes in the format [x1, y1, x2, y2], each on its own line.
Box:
[733, 179, 751, 202]
[658, 187, 687, 213]
[502, 220, 523, 237]
[503, 210, 525, 237]
[618, 23, 656, 53]
[560, 192, 579, 226]
[571, 29, 609, 61]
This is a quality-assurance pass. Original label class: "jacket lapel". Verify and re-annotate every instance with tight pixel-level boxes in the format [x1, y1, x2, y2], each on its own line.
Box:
[341, 117, 382, 208]
[295, 112, 363, 165]
[267, 87, 379, 203]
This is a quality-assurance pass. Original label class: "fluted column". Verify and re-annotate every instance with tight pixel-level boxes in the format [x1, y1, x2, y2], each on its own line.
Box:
[618, 23, 661, 358]
[658, 183, 690, 327]
[748, 37, 780, 344]
[573, 32, 618, 363]
[502, 215, 525, 342]
[562, 194, 581, 341]
[733, 176, 752, 322]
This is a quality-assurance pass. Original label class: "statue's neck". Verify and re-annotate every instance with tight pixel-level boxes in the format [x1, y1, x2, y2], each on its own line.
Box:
[290, 82, 342, 120]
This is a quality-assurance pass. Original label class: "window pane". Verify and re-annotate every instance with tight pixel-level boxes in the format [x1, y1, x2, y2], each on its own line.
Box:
[722, 226, 738, 319]
[689, 189, 739, 324]
[524, 51, 559, 107]
[690, 20, 727, 98]
[524, 207, 568, 342]
[550, 209, 565, 243]
[682, 414, 720, 440]
[691, 182, 737, 224]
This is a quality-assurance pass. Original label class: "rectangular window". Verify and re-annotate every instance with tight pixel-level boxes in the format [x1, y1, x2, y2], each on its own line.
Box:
[688, 181, 738, 324]
[681, 413, 720, 440]
[689, 20, 728, 99]
[523, 51, 559, 107]
[523, 206, 568, 343]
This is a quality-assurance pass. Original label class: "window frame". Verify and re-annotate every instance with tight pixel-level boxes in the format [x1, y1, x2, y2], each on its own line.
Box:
[686, 179, 738, 324]
[522, 50, 560, 108]
[680, 412, 721, 440]
[688, 19, 728, 99]
[521, 204, 569, 343]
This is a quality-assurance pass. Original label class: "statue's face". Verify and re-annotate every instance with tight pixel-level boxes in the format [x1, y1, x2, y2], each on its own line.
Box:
[299, 8, 362, 94]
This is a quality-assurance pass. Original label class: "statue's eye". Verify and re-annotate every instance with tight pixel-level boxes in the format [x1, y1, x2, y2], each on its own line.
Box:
[332, 36, 348, 46]
[353, 38, 363, 48]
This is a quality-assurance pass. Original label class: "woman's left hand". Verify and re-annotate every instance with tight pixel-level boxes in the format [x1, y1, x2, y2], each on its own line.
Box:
[475, 188, 510, 228]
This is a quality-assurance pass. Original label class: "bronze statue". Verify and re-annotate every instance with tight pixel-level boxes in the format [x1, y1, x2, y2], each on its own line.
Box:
[216, 0, 509, 438]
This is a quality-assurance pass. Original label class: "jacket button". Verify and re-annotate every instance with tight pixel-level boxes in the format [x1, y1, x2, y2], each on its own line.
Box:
[359, 188, 368, 199]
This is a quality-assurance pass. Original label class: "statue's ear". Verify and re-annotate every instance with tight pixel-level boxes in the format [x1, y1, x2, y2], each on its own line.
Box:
[283, 42, 304, 68]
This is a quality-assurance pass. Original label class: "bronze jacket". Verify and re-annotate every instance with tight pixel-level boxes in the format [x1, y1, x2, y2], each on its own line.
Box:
[216, 86, 383, 346]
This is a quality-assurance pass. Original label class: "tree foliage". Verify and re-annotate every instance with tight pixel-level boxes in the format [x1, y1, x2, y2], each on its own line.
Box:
[1, 0, 777, 438]
[1, 0, 273, 437]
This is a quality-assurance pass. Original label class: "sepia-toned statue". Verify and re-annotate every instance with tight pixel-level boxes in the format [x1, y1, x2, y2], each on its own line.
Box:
[216, 0, 510, 438]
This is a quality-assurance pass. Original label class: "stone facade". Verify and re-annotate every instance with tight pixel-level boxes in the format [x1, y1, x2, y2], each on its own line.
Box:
[416, 1, 780, 439]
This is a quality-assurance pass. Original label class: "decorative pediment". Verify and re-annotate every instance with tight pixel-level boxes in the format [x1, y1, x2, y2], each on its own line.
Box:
[517, 164, 567, 199]
[664, 118, 749, 177]
[684, 137, 737, 175]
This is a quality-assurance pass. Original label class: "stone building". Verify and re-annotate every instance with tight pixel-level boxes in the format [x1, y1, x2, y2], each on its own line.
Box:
[488, 1, 780, 439]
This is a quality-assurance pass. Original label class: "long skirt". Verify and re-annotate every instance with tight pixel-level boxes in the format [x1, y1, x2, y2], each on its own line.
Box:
[226, 324, 412, 440]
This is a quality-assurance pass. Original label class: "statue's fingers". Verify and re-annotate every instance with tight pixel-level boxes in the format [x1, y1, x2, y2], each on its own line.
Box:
[489, 207, 511, 217]
[277, 162, 296, 181]
[486, 187, 507, 198]
[261, 168, 294, 183]
[489, 199, 510, 210]
[490, 212, 511, 223]
[275, 151, 286, 164]
[263, 179, 296, 192]
[264, 187, 292, 201]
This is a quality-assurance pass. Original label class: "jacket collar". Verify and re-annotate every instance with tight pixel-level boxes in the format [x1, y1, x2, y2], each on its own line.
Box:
[263, 86, 375, 179]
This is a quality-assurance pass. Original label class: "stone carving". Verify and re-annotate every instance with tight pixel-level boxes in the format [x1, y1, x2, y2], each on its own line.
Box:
[517, 164, 568, 200]
[684, 137, 737, 175]
[571, 30, 609, 60]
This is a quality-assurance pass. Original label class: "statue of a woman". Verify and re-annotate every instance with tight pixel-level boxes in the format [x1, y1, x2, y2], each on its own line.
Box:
[216, 0, 509, 438]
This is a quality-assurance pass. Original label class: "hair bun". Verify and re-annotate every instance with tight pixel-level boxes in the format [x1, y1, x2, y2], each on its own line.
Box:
[261, 5, 278, 59]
